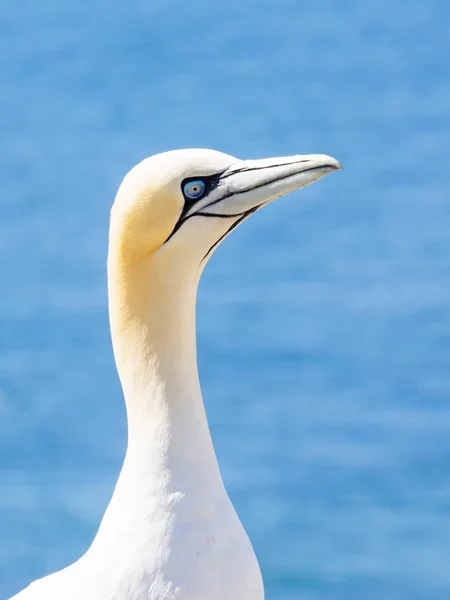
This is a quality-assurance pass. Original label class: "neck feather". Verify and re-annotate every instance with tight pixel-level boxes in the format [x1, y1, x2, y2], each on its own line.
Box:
[107, 235, 220, 487]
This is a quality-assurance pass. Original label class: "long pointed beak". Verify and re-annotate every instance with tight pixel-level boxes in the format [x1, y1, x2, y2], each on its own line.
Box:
[191, 153, 342, 218]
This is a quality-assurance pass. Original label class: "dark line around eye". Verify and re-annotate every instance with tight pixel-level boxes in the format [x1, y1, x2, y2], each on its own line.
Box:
[164, 171, 228, 244]
[165, 162, 309, 246]
[181, 170, 227, 200]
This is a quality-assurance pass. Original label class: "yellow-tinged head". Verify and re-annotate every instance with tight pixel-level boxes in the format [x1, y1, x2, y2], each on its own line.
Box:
[107, 148, 341, 424]
[110, 148, 341, 266]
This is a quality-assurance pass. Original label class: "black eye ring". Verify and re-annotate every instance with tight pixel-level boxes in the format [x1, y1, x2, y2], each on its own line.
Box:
[183, 180, 206, 200]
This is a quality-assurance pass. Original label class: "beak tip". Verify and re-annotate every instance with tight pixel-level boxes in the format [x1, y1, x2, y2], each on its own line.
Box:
[308, 154, 342, 172]
[328, 157, 343, 171]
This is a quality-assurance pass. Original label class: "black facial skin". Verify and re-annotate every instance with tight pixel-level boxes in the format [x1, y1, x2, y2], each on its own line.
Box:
[164, 171, 227, 244]
[165, 158, 315, 255]
[162, 169, 258, 261]
[181, 172, 224, 205]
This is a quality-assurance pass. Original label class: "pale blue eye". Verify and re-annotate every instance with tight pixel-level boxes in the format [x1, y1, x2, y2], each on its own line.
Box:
[183, 180, 206, 200]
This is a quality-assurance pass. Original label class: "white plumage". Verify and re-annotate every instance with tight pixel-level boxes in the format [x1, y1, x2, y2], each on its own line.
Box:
[11, 149, 340, 600]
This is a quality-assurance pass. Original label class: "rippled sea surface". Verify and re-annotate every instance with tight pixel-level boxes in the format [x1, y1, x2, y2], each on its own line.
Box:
[1, 1, 450, 598]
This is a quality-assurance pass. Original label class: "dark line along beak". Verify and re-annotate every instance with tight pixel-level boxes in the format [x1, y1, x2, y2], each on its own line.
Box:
[188, 153, 342, 219]
[197, 153, 342, 261]
[166, 153, 342, 245]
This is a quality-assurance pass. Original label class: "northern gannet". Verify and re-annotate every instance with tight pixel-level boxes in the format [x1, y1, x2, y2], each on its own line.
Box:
[11, 149, 341, 600]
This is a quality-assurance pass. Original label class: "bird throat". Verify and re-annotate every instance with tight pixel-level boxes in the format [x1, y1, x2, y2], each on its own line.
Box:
[106, 240, 223, 504]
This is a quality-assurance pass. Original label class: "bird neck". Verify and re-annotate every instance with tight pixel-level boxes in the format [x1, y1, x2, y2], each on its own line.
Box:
[107, 239, 221, 490]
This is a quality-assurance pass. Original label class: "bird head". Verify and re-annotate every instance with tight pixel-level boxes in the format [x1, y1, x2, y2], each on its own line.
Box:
[110, 148, 341, 271]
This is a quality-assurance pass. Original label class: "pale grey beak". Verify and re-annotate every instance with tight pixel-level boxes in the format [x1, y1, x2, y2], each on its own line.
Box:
[187, 154, 342, 218]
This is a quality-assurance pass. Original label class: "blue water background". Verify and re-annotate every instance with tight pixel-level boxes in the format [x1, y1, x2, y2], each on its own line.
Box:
[1, 1, 450, 598]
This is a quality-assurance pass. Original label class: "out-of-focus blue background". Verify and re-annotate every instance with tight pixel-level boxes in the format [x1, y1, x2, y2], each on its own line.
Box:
[1, 0, 450, 598]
